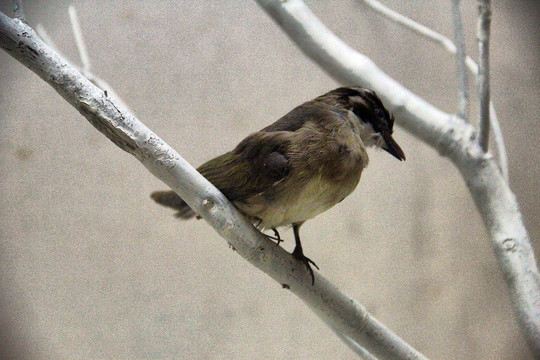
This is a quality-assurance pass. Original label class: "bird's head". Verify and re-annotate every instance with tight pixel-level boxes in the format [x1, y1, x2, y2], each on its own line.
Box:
[319, 86, 406, 161]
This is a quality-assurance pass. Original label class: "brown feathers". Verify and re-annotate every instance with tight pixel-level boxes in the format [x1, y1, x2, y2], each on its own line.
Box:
[151, 86, 404, 226]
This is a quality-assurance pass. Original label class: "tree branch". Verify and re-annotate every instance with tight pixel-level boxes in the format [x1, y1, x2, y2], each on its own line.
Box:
[477, 0, 492, 151]
[361, 0, 508, 182]
[363, 0, 455, 54]
[451, 0, 469, 122]
[255, 0, 540, 356]
[490, 102, 508, 182]
[0, 12, 429, 360]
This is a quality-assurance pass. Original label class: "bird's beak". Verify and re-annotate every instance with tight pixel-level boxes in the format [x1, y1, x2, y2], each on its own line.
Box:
[382, 133, 406, 161]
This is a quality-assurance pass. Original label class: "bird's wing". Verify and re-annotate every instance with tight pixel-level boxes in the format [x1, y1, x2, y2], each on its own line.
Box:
[197, 131, 293, 202]
[260, 101, 335, 133]
[199, 102, 343, 201]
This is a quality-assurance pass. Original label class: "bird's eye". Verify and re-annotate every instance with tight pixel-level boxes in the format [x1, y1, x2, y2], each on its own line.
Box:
[375, 108, 385, 119]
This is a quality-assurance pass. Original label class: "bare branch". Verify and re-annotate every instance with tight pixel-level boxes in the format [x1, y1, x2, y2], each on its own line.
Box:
[68, 6, 91, 74]
[361, 0, 508, 182]
[255, 0, 540, 356]
[363, 0, 456, 53]
[0, 12, 429, 360]
[477, 0, 492, 151]
[12, 0, 25, 23]
[451, 0, 469, 121]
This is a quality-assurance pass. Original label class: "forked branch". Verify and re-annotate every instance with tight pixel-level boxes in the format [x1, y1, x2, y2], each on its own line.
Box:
[362, 0, 507, 181]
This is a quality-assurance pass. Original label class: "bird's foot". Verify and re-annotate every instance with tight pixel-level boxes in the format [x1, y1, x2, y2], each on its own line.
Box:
[292, 247, 319, 285]
[265, 228, 284, 246]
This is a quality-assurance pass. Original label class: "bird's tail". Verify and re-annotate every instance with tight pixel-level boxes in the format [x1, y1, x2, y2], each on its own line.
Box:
[150, 190, 196, 219]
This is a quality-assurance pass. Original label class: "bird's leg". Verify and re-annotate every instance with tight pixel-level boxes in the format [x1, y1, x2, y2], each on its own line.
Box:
[291, 223, 319, 285]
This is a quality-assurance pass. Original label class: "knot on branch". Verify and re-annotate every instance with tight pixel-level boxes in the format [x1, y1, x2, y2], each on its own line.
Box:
[501, 238, 518, 253]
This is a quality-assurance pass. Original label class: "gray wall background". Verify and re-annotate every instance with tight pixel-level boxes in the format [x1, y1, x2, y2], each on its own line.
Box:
[1, 1, 538, 359]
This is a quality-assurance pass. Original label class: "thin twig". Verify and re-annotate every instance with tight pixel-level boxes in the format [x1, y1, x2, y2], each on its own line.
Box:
[477, 0, 492, 152]
[451, 0, 469, 122]
[12, 0, 25, 22]
[490, 102, 508, 181]
[362, 0, 508, 181]
[68, 6, 91, 74]
[363, 0, 455, 53]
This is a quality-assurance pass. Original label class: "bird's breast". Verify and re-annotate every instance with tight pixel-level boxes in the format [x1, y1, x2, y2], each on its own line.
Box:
[236, 167, 362, 229]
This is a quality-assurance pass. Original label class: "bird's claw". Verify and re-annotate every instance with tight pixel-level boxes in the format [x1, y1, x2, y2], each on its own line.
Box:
[292, 249, 319, 285]
[265, 228, 283, 246]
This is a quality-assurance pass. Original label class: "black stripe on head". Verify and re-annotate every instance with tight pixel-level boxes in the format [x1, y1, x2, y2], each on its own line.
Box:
[336, 87, 395, 135]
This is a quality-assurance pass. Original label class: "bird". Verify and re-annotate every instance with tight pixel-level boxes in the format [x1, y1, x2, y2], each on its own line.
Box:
[151, 86, 405, 284]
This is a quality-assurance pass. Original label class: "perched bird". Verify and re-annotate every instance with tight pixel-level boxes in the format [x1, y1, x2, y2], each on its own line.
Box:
[151, 86, 405, 284]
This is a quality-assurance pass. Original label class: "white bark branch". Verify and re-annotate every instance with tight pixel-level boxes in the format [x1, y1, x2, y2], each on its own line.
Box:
[490, 102, 508, 182]
[255, 0, 540, 357]
[363, 0, 455, 54]
[0, 12, 428, 360]
[361, 0, 509, 182]
[451, 0, 469, 122]
[477, 0, 492, 151]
